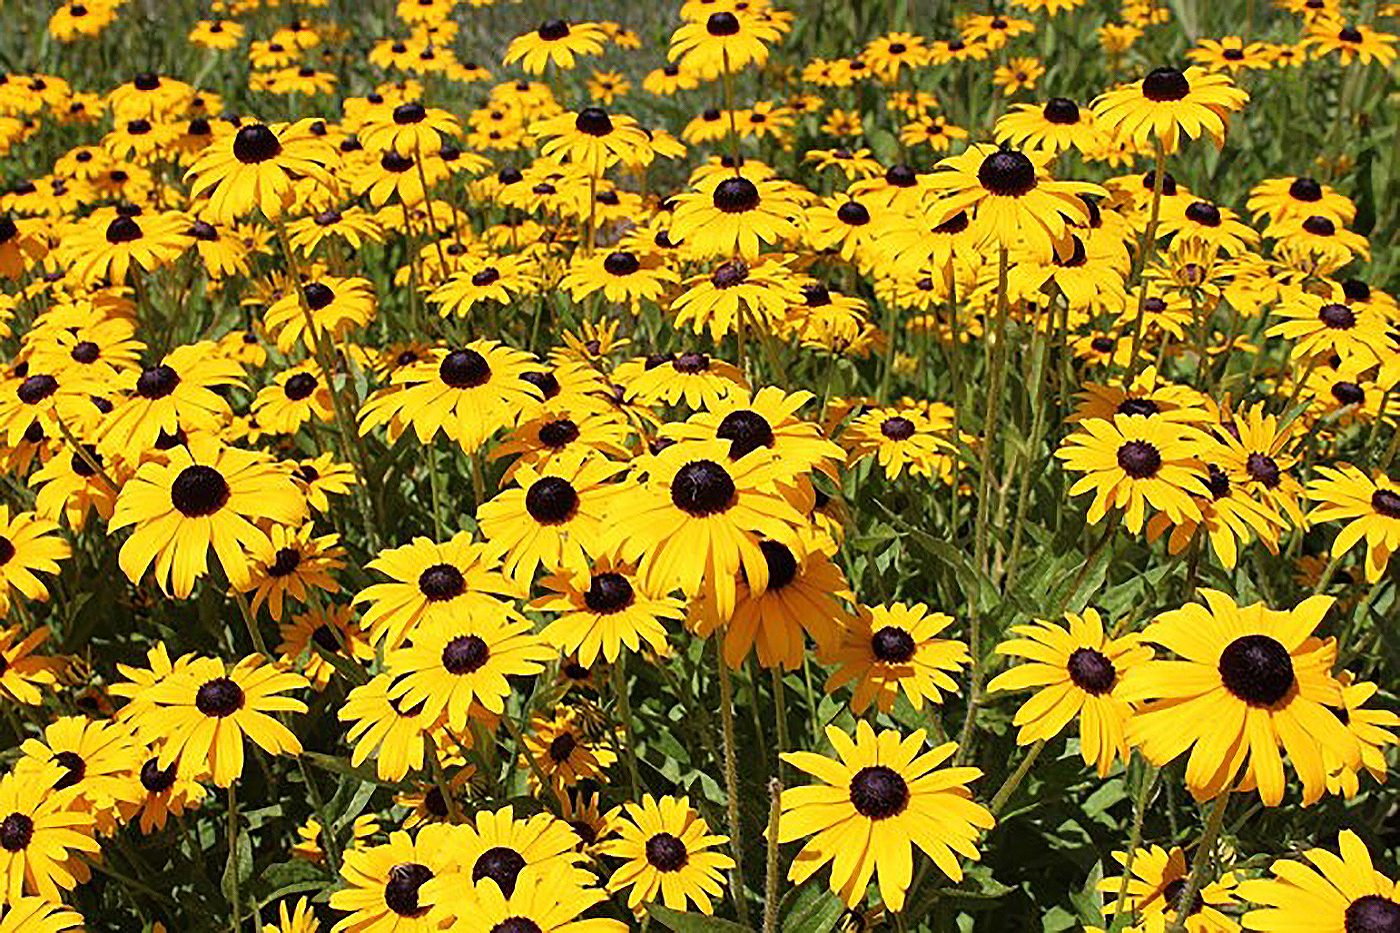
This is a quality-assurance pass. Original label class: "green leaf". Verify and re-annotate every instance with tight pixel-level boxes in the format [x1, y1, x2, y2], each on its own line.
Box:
[221, 828, 252, 906]
[780, 881, 845, 933]
[1069, 859, 1105, 927]
[647, 904, 753, 933]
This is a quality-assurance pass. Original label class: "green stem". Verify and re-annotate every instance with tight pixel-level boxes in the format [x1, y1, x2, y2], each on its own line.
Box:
[771, 666, 791, 768]
[762, 777, 783, 933]
[1124, 137, 1169, 387]
[1165, 789, 1232, 933]
[226, 784, 240, 933]
[716, 639, 752, 926]
[614, 649, 642, 799]
[988, 739, 1045, 817]
[1108, 759, 1159, 933]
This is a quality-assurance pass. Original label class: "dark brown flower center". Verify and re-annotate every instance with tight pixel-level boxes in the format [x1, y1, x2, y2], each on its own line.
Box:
[418, 563, 465, 601]
[646, 832, 689, 870]
[232, 123, 282, 164]
[283, 372, 317, 400]
[441, 634, 490, 675]
[547, 732, 577, 762]
[603, 251, 640, 276]
[575, 106, 613, 137]
[670, 459, 736, 516]
[1346, 895, 1400, 933]
[303, 282, 335, 310]
[137, 364, 180, 399]
[52, 751, 85, 790]
[267, 547, 302, 578]
[848, 765, 909, 819]
[537, 19, 569, 40]
[871, 625, 916, 663]
[525, 476, 579, 524]
[978, 150, 1036, 197]
[1218, 634, 1294, 706]
[1319, 303, 1356, 329]
[584, 572, 634, 613]
[1141, 66, 1190, 102]
[1043, 97, 1080, 124]
[1067, 647, 1116, 694]
[139, 758, 177, 793]
[384, 863, 433, 916]
[758, 540, 798, 590]
[439, 348, 491, 388]
[473, 846, 526, 896]
[17, 374, 57, 405]
[1245, 452, 1281, 489]
[1116, 440, 1161, 478]
[713, 177, 760, 213]
[881, 416, 916, 440]
[171, 465, 230, 517]
[707, 11, 740, 35]
[537, 419, 578, 449]
[716, 409, 774, 458]
[0, 814, 33, 851]
[1371, 489, 1400, 518]
[194, 677, 245, 717]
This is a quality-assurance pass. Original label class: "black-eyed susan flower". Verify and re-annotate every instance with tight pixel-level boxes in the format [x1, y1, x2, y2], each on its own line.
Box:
[692, 532, 852, 670]
[185, 120, 337, 222]
[0, 763, 99, 902]
[0, 625, 62, 705]
[1238, 831, 1399, 932]
[925, 143, 1102, 261]
[1099, 844, 1240, 932]
[427, 253, 540, 320]
[671, 257, 804, 340]
[477, 452, 623, 586]
[126, 751, 205, 833]
[995, 98, 1103, 153]
[291, 453, 357, 514]
[620, 351, 749, 410]
[110, 436, 306, 598]
[1094, 65, 1249, 153]
[824, 602, 967, 714]
[560, 248, 679, 310]
[603, 438, 806, 619]
[534, 106, 652, 173]
[506, 17, 607, 70]
[265, 274, 377, 355]
[669, 10, 782, 80]
[600, 794, 735, 915]
[17, 715, 141, 835]
[137, 654, 307, 787]
[421, 804, 591, 908]
[275, 604, 373, 690]
[251, 363, 336, 435]
[329, 826, 456, 933]
[1246, 175, 1355, 227]
[467, 871, 626, 933]
[1302, 20, 1399, 64]
[987, 609, 1151, 776]
[358, 341, 543, 449]
[239, 522, 345, 621]
[522, 708, 618, 793]
[532, 558, 683, 667]
[1306, 464, 1400, 582]
[841, 405, 958, 481]
[1055, 414, 1207, 534]
[1121, 590, 1357, 805]
[356, 532, 516, 650]
[779, 722, 993, 912]
[339, 673, 442, 782]
[669, 173, 800, 261]
[386, 610, 552, 725]
[1324, 673, 1400, 798]
[99, 341, 243, 461]
[0, 506, 70, 617]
